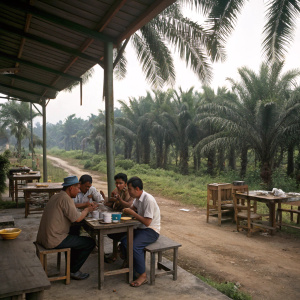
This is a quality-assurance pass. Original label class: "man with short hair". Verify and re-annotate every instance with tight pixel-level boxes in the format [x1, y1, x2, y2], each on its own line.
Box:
[36, 175, 95, 280]
[121, 176, 160, 287]
[74, 174, 104, 209]
[103, 173, 134, 211]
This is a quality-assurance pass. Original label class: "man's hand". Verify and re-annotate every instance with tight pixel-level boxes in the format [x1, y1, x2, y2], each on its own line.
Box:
[123, 207, 134, 215]
[100, 190, 105, 200]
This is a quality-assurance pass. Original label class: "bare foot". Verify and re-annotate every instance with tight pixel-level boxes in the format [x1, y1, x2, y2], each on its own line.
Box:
[130, 273, 148, 287]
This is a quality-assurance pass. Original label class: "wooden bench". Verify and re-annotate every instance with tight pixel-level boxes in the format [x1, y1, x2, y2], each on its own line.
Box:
[0, 239, 50, 300]
[144, 235, 182, 285]
[0, 215, 14, 229]
[33, 242, 71, 285]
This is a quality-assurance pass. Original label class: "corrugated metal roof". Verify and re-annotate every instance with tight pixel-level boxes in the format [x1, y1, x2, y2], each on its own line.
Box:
[0, 0, 176, 104]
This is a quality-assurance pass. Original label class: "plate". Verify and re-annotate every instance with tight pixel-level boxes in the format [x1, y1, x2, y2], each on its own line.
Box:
[36, 184, 49, 188]
[29, 171, 37, 174]
[99, 220, 112, 224]
[121, 217, 132, 221]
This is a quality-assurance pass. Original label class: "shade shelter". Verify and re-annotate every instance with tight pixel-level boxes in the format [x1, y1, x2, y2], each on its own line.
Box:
[0, 0, 176, 194]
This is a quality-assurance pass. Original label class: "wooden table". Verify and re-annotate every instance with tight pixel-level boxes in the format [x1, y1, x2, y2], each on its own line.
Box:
[235, 191, 300, 232]
[84, 218, 139, 290]
[8, 167, 30, 198]
[0, 239, 51, 300]
[8, 172, 41, 206]
[23, 183, 62, 218]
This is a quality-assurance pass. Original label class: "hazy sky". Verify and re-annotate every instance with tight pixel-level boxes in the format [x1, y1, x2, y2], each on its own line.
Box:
[2, 0, 300, 125]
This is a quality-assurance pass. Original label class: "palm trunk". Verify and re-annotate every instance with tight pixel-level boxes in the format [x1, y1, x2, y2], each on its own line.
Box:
[228, 146, 236, 170]
[240, 146, 248, 178]
[217, 148, 225, 172]
[207, 149, 215, 175]
[287, 145, 294, 176]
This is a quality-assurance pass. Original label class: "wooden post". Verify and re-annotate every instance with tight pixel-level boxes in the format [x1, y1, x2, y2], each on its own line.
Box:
[104, 41, 115, 196]
[42, 99, 47, 182]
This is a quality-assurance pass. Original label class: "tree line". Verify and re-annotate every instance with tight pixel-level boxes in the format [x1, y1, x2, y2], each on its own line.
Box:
[1, 62, 300, 188]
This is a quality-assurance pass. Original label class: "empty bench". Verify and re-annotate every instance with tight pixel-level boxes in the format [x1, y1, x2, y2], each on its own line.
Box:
[144, 235, 182, 285]
[0, 239, 50, 300]
[33, 242, 71, 285]
[0, 215, 14, 229]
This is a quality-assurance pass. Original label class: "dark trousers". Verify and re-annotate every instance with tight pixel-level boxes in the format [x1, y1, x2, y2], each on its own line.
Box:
[55, 228, 95, 273]
[116, 228, 159, 275]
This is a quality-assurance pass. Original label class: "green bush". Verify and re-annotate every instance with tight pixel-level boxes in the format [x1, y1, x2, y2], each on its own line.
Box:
[92, 156, 102, 165]
[116, 159, 135, 170]
[84, 160, 92, 169]
[0, 154, 9, 193]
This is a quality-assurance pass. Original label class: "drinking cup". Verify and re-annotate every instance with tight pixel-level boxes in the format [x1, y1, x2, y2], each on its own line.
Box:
[92, 210, 99, 219]
[112, 213, 122, 223]
[103, 212, 111, 223]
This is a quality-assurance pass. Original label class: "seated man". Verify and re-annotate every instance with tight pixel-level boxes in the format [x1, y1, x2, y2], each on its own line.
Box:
[36, 175, 95, 280]
[102, 173, 134, 211]
[120, 176, 160, 287]
[74, 174, 104, 209]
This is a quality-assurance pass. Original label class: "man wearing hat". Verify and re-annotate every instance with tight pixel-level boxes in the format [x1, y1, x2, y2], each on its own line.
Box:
[37, 175, 95, 280]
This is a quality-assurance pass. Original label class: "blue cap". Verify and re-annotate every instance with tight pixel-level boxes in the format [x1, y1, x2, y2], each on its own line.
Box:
[62, 175, 79, 187]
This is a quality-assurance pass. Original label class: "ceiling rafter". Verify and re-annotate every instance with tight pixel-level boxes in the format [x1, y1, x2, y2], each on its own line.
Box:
[0, 51, 81, 82]
[0, 82, 49, 98]
[0, 22, 102, 65]
[1, 0, 116, 44]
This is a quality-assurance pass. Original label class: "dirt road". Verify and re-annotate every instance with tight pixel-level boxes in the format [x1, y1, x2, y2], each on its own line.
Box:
[48, 155, 300, 300]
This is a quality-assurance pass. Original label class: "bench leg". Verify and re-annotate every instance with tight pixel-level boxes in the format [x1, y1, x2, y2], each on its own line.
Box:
[65, 249, 71, 285]
[57, 252, 61, 272]
[25, 291, 44, 300]
[173, 248, 178, 281]
[150, 252, 156, 285]
[157, 251, 162, 270]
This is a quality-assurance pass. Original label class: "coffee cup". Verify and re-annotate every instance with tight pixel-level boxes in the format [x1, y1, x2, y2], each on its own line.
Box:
[103, 212, 111, 223]
[92, 210, 99, 219]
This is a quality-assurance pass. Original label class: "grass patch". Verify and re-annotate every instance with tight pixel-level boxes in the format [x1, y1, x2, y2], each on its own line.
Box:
[198, 275, 252, 300]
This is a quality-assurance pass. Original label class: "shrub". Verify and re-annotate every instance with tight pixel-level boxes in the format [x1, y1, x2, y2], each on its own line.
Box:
[0, 154, 10, 193]
[84, 160, 92, 169]
[92, 156, 102, 165]
[116, 159, 135, 170]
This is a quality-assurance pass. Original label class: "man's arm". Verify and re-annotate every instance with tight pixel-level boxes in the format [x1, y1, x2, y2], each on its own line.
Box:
[75, 203, 94, 222]
[122, 207, 152, 227]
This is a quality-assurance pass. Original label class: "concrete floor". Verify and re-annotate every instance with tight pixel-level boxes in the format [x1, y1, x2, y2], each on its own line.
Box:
[0, 197, 230, 300]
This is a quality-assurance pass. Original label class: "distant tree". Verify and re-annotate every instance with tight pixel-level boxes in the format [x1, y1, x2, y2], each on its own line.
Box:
[197, 62, 300, 187]
[0, 101, 38, 161]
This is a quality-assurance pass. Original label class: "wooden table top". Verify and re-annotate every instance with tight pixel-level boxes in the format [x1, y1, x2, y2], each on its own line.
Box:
[23, 182, 63, 192]
[0, 239, 51, 298]
[236, 191, 300, 203]
[9, 172, 41, 180]
[85, 218, 139, 230]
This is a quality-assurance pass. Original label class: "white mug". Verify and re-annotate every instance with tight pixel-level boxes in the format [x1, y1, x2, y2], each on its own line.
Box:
[92, 210, 99, 219]
[103, 212, 111, 223]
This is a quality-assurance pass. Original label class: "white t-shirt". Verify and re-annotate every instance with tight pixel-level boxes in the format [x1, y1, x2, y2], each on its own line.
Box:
[133, 190, 160, 234]
[73, 186, 104, 204]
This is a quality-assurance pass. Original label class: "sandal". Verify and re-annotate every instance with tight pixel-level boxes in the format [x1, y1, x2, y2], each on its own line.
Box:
[104, 255, 117, 264]
[130, 278, 148, 287]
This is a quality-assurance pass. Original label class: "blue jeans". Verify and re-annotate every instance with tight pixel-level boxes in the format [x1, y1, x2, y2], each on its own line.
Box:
[55, 234, 95, 273]
[120, 228, 159, 275]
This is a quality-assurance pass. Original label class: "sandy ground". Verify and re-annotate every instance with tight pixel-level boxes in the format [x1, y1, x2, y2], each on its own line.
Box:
[35, 156, 300, 299]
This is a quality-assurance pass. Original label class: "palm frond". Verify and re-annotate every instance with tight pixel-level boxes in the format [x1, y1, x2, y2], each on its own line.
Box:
[262, 0, 300, 62]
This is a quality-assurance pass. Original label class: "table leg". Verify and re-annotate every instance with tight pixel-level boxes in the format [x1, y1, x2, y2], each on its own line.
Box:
[127, 226, 134, 284]
[25, 290, 44, 300]
[14, 179, 18, 207]
[269, 202, 276, 233]
[25, 191, 29, 218]
[98, 231, 105, 290]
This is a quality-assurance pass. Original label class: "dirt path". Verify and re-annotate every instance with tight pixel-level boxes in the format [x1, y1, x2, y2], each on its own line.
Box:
[47, 155, 300, 300]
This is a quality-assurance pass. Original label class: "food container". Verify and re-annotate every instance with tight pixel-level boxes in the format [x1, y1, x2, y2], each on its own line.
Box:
[112, 213, 122, 223]
[0, 228, 22, 240]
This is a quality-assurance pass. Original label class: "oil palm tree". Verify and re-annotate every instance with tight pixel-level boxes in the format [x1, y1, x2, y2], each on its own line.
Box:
[113, 1, 226, 88]
[0, 101, 39, 161]
[197, 62, 300, 187]
[203, 0, 300, 63]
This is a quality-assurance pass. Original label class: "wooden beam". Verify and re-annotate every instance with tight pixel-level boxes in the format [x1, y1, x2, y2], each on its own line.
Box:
[0, 22, 102, 65]
[116, 0, 176, 44]
[1, 0, 115, 44]
[0, 83, 49, 98]
[0, 51, 81, 82]
[1, 74, 60, 91]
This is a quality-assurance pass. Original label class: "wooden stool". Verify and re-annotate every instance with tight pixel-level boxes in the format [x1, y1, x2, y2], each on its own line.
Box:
[33, 242, 71, 284]
[144, 235, 182, 285]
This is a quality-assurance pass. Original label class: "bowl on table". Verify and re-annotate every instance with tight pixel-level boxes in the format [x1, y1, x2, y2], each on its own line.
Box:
[0, 228, 22, 240]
